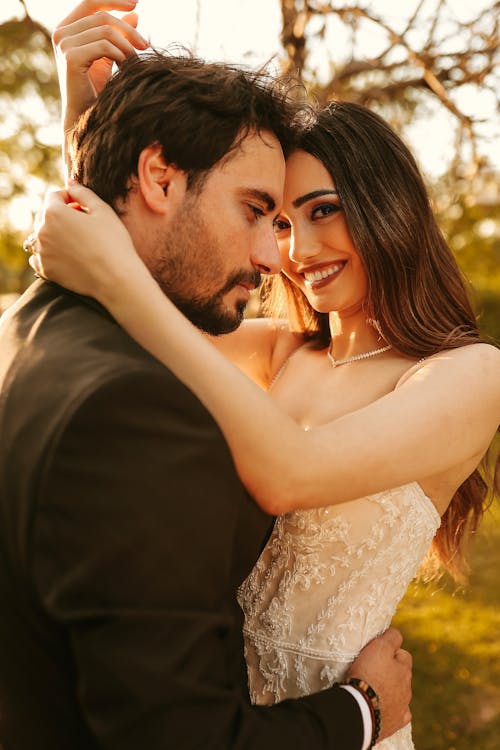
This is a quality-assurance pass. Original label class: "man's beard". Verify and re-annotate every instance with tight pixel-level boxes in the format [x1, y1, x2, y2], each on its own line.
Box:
[149, 197, 261, 335]
[167, 269, 260, 335]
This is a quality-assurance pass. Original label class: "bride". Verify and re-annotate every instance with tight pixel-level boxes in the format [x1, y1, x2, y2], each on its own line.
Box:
[34, 4, 500, 748]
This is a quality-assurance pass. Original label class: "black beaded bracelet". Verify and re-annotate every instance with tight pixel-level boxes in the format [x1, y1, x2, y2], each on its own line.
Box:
[347, 677, 381, 748]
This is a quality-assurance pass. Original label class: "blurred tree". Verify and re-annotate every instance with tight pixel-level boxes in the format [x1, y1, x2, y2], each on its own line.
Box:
[279, 1, 500, 174]
[433, 168, 500, 343]
[0, 1, 61, 293]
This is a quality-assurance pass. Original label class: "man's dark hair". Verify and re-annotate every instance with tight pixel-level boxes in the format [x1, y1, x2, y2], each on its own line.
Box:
[69, 49, 301, 207]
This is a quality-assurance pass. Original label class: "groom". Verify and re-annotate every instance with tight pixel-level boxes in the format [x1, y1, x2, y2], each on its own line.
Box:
[0, 52, 411, 749]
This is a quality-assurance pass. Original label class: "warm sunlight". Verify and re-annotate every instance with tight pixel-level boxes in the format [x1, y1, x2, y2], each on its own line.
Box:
[2, 0, 498, 180]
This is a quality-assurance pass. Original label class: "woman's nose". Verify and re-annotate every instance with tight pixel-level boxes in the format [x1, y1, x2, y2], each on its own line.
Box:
[288, 228, 321, 265]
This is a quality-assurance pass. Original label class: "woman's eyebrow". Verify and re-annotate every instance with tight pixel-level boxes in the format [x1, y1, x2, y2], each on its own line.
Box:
[293, 189, 339, 208]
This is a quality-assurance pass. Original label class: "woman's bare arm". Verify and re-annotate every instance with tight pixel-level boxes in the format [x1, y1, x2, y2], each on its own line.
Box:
[35, 186, 500, 515]
[52, 0, 148, 166]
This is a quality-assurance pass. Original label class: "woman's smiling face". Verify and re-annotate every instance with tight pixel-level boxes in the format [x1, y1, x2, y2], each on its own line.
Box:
[274, 149, 368, 316]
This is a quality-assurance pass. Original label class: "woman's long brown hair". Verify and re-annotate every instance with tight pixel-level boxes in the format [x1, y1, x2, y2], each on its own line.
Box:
[263, 101, 498, 580]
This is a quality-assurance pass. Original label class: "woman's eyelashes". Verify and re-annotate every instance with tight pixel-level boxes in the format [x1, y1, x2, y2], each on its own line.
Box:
[311, 202, 342, 220]
[273, 202, 342, 235]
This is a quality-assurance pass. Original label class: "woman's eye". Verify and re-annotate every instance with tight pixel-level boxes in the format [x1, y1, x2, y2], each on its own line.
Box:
[312, 203, 341, 220]
[273, 218, 290, 233]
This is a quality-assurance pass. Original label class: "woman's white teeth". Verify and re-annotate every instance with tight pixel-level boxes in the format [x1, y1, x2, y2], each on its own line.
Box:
[304, 263, 343, 283]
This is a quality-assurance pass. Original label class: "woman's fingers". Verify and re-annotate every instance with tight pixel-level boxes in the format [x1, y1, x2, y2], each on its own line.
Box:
[58, 24, 143, 70]
[53, 5, 149, 143]
[121, 10, 140, 33]
[64, 183, 107, 212]
[53, 11, 148, 56]
[32, 185, 138, 297]
[28, 252, 44, 279]
[32, 189, 98, 291]
[56, 0, 139, 29]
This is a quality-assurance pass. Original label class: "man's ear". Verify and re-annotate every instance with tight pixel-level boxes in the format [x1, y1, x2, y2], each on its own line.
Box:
[137, 144, 188, 214]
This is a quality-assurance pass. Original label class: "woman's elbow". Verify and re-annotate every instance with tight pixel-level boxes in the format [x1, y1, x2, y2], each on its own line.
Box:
[241, 473, 301, 516]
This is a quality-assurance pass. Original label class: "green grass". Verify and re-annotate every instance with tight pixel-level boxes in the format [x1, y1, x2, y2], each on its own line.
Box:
[392, 501, 500, 750]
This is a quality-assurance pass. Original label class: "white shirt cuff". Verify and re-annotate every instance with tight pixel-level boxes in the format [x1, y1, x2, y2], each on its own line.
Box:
[340, 684, 373, 750]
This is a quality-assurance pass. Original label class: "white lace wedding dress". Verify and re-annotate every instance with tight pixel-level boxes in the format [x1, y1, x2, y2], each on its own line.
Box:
[238, 481, 441, 749]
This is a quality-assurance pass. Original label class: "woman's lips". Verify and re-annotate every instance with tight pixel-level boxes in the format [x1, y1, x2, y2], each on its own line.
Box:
[303, 261, 346, 289]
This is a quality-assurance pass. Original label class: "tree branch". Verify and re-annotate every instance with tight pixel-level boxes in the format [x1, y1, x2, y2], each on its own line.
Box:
[279, 0, 499, 174]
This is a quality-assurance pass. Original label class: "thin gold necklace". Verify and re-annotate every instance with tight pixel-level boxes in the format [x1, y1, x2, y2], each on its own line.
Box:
[327, 343, 392, 367]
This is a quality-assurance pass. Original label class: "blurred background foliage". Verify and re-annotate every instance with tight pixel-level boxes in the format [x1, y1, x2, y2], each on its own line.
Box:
[393, 501, 500, 750]
[0, 9, 61, 293]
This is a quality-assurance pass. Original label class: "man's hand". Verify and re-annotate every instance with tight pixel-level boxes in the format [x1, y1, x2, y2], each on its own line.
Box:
[346, 627, 412, 741]
[52, 0, 148, 161]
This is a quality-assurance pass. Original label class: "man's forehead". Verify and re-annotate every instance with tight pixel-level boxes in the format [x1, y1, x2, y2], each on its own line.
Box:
[215, 130, 285, 193]
[232, 128, 284, 161]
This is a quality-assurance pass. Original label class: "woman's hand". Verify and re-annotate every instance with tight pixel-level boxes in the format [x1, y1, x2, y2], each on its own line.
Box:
[32, 183, 144, 302]
[53, 0, 148, 158]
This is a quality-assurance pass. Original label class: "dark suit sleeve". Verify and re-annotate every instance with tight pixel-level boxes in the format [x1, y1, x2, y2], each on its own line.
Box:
[33, 368, 363, 750]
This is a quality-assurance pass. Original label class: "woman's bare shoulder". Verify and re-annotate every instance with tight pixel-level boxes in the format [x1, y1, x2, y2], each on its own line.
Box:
[397, 342, 500, 388]
[424, 343, 500, 381]
[465, 341, 500, 364]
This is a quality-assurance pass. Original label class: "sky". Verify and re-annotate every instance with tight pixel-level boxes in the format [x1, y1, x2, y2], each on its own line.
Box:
[2, 0, 284, 65]
[2, 0, 494, 65]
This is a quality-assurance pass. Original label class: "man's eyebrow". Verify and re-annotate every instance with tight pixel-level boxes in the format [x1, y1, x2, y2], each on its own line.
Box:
[293, 189, 339, 208]
[240, 189, 276, 212]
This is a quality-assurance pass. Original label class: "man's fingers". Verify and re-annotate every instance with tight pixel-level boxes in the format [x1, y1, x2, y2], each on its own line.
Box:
[380, 627, 404, 651]
[395, 648, 412, 668]
[56, 0, 139, 29]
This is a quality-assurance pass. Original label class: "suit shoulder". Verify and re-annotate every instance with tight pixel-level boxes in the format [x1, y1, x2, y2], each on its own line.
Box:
[0, 283, 209, 466]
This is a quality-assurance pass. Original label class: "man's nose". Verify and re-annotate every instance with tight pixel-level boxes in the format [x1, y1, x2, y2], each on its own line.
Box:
[251, 228, 282, 275]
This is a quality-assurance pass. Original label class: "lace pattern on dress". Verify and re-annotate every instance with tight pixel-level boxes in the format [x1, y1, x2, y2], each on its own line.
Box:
[238, 482, 440, 749]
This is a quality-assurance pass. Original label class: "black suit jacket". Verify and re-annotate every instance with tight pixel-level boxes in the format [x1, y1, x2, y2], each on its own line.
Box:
[0, 280, 363, 749]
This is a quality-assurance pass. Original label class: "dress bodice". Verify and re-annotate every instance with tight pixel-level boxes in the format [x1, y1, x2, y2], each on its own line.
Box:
[238, 482, 441, 749]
